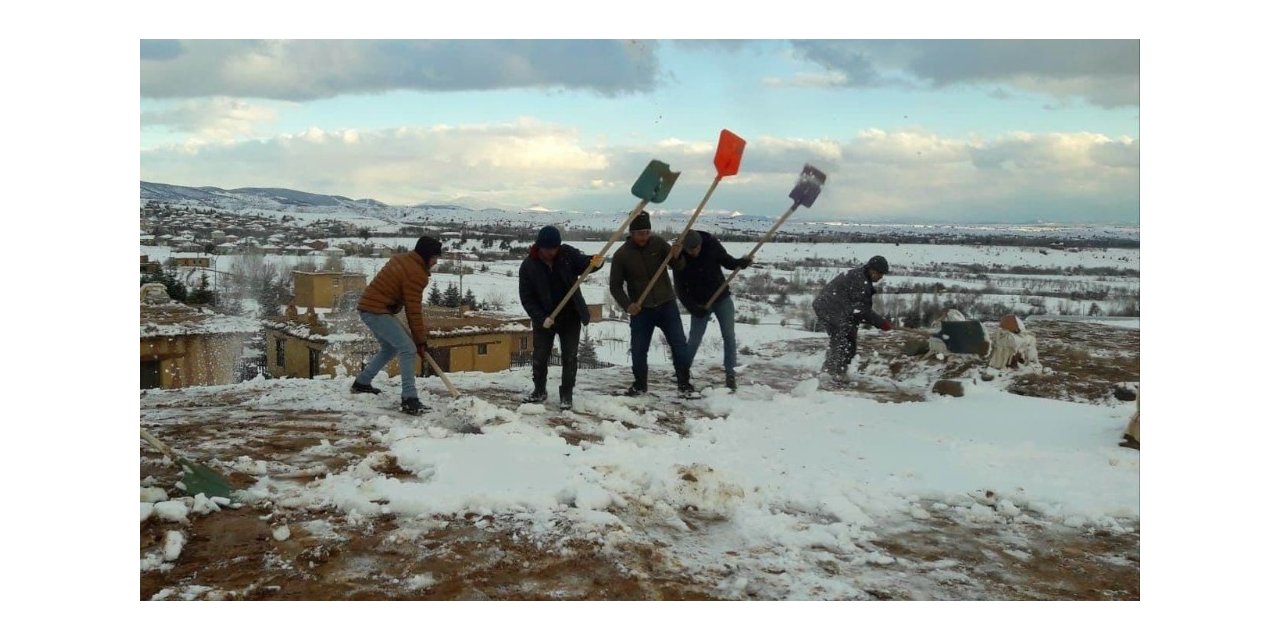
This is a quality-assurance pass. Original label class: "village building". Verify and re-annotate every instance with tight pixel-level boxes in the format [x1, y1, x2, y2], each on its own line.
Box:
[263, 306, 533, 380]
[140, 287, 261, 390]
[291, 270, 369, 310]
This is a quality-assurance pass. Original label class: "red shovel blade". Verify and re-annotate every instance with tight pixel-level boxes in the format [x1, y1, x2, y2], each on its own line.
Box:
[714, 129, 747, 177]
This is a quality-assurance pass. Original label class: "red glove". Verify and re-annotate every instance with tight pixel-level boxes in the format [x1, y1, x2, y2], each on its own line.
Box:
[879, 320, 892, 331]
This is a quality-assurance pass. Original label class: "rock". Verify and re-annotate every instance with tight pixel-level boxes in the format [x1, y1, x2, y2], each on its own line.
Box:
[902, 337, 930, 356]
[932, 380, 965, 397]
[1113, 385, 1138, 401]
[980, 372, 996, 382]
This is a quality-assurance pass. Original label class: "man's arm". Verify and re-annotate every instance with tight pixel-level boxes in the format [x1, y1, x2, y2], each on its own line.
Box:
[402, 272, 428, 344]
[609, 250, 631, 309]
[517, 261, 545, 327]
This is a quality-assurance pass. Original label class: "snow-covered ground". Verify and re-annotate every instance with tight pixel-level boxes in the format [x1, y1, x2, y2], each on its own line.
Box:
[141, 318, 1139, 600]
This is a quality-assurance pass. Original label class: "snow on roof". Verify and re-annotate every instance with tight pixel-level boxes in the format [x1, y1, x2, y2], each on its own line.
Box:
[140, 303, 262, 338]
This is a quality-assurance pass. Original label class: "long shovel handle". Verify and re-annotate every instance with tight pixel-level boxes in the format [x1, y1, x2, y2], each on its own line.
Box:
[422, 350, 460, 399]
[140, 428, 179, 461]
[633, 176, 721, 308]
[545, 199, 650, 325]
[393, 314, 461, 399]
[704, 202, 800, 309]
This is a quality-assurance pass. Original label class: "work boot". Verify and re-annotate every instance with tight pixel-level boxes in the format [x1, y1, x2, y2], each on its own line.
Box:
[400, 397, 426, 415]
[522, 387, 548, 404]
[676, 368, 696, 397]
[559, 388, 573, 410]
[351, 381, 382, 395]
[624, 372, 648, 397]
[725, 370, 737, 392]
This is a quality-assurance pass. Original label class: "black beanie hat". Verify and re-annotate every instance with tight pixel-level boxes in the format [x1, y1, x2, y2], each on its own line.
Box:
[414, 236, 443, 263]
[866, 255, 889, 274]
[536, 225, 562, 249]
[630, 211, 652, 232]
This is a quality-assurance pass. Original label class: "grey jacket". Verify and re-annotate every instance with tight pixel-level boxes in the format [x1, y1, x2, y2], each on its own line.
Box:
[609, 235, 686, 310]
[812, 264, 887, 329]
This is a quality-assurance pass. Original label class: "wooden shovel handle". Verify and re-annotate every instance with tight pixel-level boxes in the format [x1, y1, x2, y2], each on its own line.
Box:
[140, 428, 178, 460]
[704, 202, 800, 309]
[546, 199, 650, 324]
[393, 314, 460, 399]
[634, 176, 721, 308]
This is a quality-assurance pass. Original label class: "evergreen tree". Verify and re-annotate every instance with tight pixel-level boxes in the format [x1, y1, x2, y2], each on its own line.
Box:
[443, 283, 461, 307]
[188, 273, 216, 305]
[428, 282, 443, 306]
[462, 288, 478, 309]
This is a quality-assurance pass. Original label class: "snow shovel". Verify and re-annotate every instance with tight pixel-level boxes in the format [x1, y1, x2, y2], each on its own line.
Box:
[704, 163, 827, 309]
[632, 129, 746, 308]
[393, 313, 461, 399]
[139, 428, 235, 500]
[543, 159, 681, 328]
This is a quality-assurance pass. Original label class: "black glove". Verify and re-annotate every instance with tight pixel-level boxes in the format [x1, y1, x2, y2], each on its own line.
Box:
[738, 257, 753, 269]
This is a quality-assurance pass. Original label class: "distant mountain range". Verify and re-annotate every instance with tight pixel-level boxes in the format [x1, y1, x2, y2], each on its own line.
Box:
[139, 181, 1139, 243]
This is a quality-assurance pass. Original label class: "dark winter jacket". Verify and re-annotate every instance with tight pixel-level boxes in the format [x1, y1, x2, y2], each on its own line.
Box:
[609, 235, 686, 310]
[357, 251, 431, 344]
[519, 243, 598, 327]
[811, 264, 886, 329]
[672, 231, 750, 317]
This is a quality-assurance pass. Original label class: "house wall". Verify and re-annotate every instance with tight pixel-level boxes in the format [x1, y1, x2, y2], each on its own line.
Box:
[140, 333, 247, 389]
[266, 327, 519, 380]
[292, 272, 367, 309]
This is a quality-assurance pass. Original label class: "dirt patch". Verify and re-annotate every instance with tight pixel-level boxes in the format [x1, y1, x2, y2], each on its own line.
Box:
[142, 503, 716, 600]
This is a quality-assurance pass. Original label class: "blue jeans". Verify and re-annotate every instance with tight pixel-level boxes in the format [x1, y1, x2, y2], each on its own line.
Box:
[355, 311, 419, 399]
[687, 295, 737, 371]
[629, 300, 691, 385]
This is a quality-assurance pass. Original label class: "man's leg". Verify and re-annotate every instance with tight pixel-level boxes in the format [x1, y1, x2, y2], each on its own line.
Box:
[360, 312, 419, 399]
[714, 296, 737, 373]
[529, 326, 555, 397]
[355, 311, 397, 386]
[840, 325, 860, 371]
[656, 302, 693, 390]
[630, 308, 657, 390]
[822, 320, 853, 378]
[558, 320, 581, 393]
[686, 311, 710, 366]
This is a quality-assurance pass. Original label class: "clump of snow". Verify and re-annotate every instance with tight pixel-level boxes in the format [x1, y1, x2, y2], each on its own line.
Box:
[792, 377, 820, 397]
[273, 525, 291, 541]
[153, 500, 190, 524]
[404, 573, 437, 591]
[163, 531, 186, 561]
[141, 487, 168, 503]
[191, 493, 221, 515]
[140, 503, 155, 523]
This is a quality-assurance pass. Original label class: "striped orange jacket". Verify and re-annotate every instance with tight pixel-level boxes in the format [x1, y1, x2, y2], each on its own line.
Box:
[357, 252, 431, 344]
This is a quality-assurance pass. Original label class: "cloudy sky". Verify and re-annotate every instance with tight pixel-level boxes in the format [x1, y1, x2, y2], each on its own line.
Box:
[140, 40, 1139, 223]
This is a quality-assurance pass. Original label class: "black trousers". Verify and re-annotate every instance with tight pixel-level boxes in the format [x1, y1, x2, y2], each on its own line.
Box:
[821, 320, 859, 376]
[532, 317, 581, 392]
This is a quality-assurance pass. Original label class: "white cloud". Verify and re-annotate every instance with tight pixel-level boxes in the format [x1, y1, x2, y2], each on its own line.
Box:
[141, 123, 1138, 222]
[142, 119, 609, 205]
[141, 98, 279, 143]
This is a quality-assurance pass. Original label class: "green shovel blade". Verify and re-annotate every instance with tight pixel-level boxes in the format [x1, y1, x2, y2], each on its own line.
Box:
[630, 159, 681, 203]
[177, 457, 235, 500]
